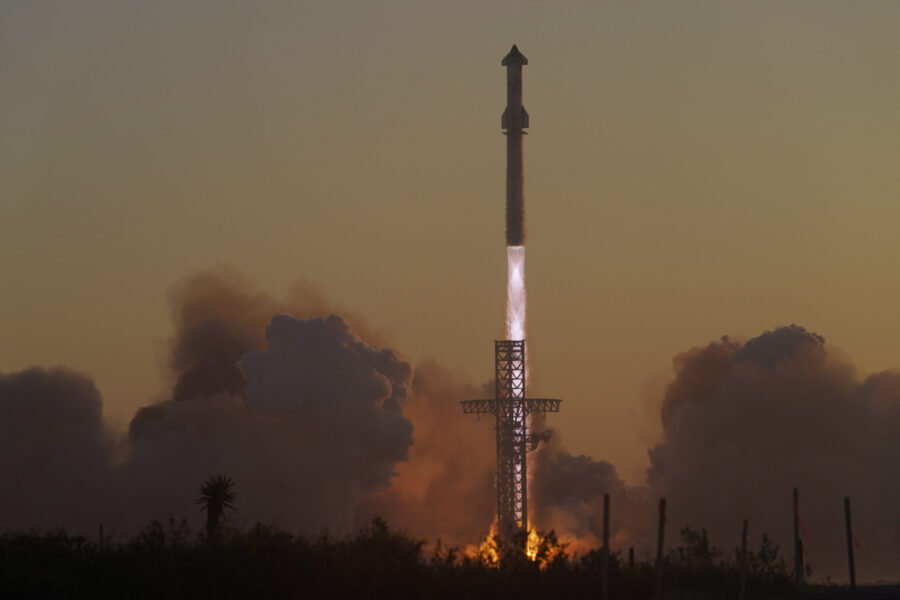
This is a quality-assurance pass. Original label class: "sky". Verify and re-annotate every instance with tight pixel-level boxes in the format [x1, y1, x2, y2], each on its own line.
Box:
[2, 1, 899, 484]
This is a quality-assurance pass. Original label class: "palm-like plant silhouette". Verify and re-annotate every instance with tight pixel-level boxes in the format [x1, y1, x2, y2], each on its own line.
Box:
[195, 475, 236, 538]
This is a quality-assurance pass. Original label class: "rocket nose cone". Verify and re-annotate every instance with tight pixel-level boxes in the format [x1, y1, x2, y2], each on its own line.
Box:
[501, 45, 528, 66]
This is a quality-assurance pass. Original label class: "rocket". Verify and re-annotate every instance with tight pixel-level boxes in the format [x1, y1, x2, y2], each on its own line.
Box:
[502, 45, 529, 248]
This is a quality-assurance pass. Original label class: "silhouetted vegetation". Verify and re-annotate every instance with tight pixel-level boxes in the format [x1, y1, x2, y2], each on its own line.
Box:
[195, 474, 236, 538]
[0, 520, 888, 599]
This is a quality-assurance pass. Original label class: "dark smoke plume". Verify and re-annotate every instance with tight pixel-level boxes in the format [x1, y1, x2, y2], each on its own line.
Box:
[0, 367, 113, 532]
[646, 325, 900, 581]
[355, 359, 496, 545]
[122, 270, 414, 534]
[125, 270, 493, 539]
[0, 270, 419, 537]
[130, 268, 378, 437]
[120, 313, 414, 534]
[531, 438, 651, 554]
[529, 324, 900, 581]
[0, 268, 495, 541]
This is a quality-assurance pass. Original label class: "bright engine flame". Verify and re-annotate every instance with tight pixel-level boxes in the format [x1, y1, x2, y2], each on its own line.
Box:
[506, 246, 526, 341]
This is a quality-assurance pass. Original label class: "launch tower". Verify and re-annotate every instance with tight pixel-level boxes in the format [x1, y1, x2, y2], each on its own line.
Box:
[461, 341, 560, 536]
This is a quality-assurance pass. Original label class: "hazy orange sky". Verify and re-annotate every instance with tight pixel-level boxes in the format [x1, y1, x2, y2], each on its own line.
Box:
[2, 2, 898, 482]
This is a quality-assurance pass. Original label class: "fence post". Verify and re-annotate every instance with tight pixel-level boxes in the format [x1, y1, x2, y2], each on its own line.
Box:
[602, 493, 610, 600]
[844, 497, 856, 597]
[654, 498, 666, 600]
[793, 487, 803, 586]
[739, 519, 748, 600]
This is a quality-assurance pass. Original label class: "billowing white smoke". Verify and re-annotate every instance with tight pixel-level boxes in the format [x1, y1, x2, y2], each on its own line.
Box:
[506, 246, 526, 342]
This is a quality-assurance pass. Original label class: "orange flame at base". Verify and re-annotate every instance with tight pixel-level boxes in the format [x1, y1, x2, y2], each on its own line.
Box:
[463, 520, 500, 568]
[526, 528, 541, 562]
[464, 520, 565, 570]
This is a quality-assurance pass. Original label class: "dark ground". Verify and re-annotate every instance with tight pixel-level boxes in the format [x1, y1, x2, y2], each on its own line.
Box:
[1, 518, 897, 599]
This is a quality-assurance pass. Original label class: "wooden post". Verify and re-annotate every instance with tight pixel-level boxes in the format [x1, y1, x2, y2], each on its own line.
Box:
[739, 519, 748, 600]
[629, 546, 634, 569]
[602, 493, 610, 600]
[793, 487, 803, 586]
[844, 497, 856, 596]
[98, 523, 105, 594]
[654, 498, 666, 600]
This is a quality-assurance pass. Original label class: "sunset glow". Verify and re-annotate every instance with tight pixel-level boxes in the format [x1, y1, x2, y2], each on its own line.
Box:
[1, 1, 899, 588]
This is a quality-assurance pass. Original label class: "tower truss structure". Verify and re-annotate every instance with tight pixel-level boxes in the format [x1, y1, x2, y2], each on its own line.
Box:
[461, 340, 561, 537]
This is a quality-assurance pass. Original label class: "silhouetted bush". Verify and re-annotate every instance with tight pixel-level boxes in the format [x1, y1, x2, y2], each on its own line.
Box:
[0, 518, 858, 599]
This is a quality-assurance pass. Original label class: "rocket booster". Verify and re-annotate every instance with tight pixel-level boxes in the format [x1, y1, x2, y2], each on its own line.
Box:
[502, 45, 529, 247]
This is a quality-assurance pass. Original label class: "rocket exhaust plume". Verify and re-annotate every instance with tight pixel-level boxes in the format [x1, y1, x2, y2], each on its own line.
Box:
[506, 246, 526, 343]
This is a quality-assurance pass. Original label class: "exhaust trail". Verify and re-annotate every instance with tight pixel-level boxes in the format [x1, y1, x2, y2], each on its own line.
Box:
[506, 246, 526, 342]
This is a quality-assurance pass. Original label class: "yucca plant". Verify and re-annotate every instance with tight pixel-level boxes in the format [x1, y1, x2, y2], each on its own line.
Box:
[195, 475, 236, 538]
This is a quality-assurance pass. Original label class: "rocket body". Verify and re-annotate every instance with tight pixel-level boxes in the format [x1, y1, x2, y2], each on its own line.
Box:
[502, 45, 528, 247]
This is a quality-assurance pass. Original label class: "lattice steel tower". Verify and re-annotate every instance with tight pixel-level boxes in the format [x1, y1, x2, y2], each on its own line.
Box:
[462, 341, 561, 537]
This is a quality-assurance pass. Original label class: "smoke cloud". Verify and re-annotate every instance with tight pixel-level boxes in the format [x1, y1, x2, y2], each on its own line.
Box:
[130, 268, 378, 436]
[1, 270, 420, 537]
[2, 272, 899, 582]
[645, 325, 900, 581]
[531, 438, 651, 554]
[529, 325, 900, 581]
[0, 367, 113, 532]
[121, 311, 414, 535]
[354, 359, 496, 545]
